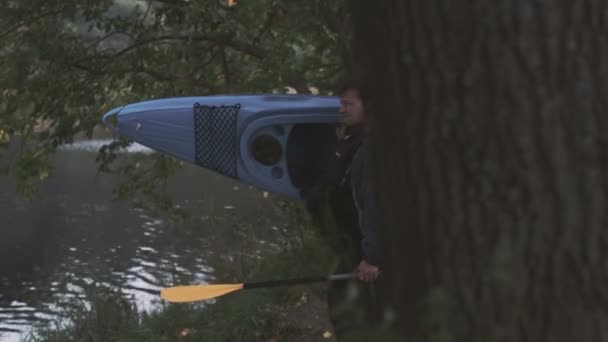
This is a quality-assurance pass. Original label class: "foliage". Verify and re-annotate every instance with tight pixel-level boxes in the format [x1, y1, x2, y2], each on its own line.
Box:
[0, 0, 350, 211]
[25, 285, 140, 342]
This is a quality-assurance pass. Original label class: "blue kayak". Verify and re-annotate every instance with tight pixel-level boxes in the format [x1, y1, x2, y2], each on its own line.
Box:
[102, 94, 341, 200]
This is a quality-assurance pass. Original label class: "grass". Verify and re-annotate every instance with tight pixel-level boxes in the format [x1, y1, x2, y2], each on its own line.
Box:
[26, 200, 338, 342]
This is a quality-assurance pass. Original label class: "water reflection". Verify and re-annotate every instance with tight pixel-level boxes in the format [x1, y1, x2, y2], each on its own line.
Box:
[0, 139, 282, 341]
[57, 139, 154, 154]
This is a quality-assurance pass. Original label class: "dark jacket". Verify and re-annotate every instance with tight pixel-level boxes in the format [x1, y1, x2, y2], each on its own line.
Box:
[301, 126, 364, 261]
[302, 126, 380, 267]
[300, 126, 363, 200]
[349, 139, 381, 267]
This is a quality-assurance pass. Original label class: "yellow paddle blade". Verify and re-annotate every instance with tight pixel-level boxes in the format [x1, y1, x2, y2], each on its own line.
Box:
[160, 283, 244, 303]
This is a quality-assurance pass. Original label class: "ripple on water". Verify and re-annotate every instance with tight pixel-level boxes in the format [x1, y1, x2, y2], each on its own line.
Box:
[0, 144, 235, 342]
[144, 219, 163, 227]
[125, 268, 160, 285]
[9, 302, 27, 308]
[137, 260, 158, 269]
[137, 246, 159, 254]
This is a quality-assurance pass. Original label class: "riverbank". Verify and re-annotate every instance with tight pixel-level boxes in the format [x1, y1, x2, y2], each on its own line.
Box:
[24, 202, 340, 342]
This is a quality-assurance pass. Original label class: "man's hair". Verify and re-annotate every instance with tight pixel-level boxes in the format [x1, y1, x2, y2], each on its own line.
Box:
[337, 79, 368, 103]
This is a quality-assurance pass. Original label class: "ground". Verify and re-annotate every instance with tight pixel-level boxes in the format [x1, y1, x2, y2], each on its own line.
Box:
[275, 288, 337, 342]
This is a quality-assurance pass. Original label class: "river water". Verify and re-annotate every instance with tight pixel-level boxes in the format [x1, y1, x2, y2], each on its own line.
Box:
[0, 139, 287, 341]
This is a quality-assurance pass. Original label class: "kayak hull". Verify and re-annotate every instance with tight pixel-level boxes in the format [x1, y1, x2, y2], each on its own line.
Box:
[102, 94, 341, 199]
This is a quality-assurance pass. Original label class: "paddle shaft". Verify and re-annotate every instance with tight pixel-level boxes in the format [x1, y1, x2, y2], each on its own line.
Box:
[243, 273, 356, 290]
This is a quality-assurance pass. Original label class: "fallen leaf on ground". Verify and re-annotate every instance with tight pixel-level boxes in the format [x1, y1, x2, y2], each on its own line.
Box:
[179, 328, 191, 337]
[295, 293, 308, 307]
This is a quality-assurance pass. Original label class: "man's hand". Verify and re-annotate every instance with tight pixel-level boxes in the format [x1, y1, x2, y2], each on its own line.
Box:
[355, 260, 380, 282]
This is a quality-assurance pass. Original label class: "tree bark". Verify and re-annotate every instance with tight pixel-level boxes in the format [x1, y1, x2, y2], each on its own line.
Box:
[349, 1, 608, 341]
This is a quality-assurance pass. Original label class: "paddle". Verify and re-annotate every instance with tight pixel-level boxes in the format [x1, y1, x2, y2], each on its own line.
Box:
[160, 273, 357, 303]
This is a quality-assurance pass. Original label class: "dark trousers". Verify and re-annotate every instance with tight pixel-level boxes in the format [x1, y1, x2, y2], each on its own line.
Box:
[305, 185, 381, 338]
[327, 259, 382, 340]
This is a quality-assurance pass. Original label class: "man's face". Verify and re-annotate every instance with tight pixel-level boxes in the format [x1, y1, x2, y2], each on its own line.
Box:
[339, 89, 365, 127]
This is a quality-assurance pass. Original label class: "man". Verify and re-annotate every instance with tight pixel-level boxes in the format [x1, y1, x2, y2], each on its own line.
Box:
[336, 81, 381, 282]
[303, 80, 381, 337]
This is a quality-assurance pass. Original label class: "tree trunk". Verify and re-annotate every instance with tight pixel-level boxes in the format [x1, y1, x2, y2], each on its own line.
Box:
[348, 1, 608, 341]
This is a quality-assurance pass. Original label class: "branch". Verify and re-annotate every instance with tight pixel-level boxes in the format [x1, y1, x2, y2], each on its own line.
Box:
[201, 46, 221, 69]
[136, 67, 217, 90]
[137, 0, 155, 28]
[0, 10, 62, 39]
[85, 31, 133, 49]
[166, 33, 265, 58]
[252, 4, 283, 44]
[69, 62, 216, 90]
[71, 34, 177, 66]
[221, 47, 231, 88]
[98, 33, 264, 61]
[152, 0, 191, 7]
[135, 67, 174, 81]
